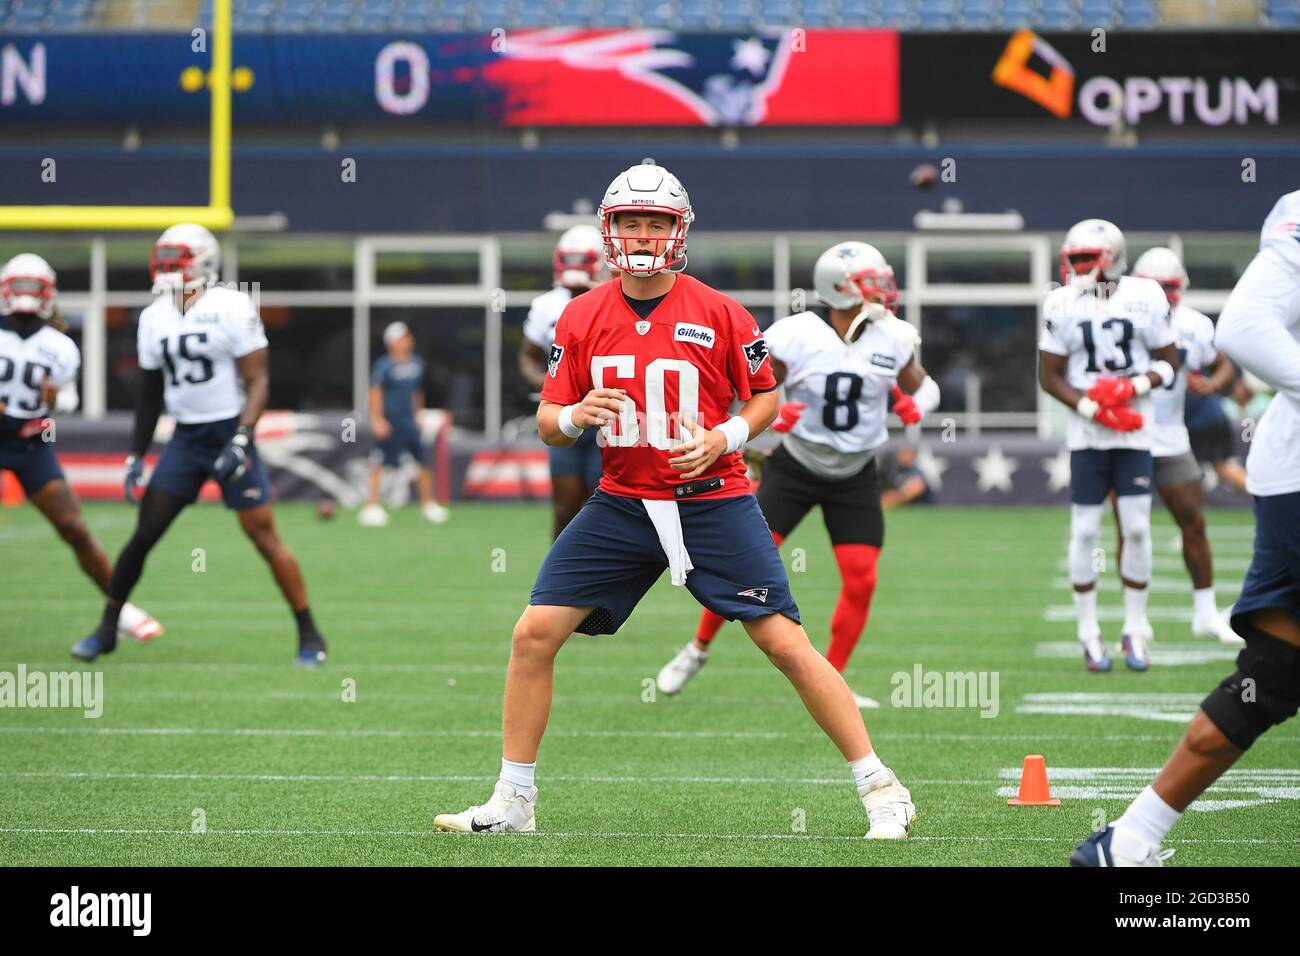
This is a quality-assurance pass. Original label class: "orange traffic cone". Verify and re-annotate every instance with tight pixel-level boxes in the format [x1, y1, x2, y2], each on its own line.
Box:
[0, 471, 22, 507]
[1006, 754, 1060, 806]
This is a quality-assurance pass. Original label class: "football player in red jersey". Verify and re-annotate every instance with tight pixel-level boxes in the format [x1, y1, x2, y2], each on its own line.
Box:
[434, 163, 916, 839]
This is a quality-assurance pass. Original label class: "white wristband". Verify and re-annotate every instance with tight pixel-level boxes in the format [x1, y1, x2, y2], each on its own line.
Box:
[557, 404, 584, 439]
[1145, 360, 1174, 391]
[716, 415, 750, 454]
[1075, 396, 1100, 420]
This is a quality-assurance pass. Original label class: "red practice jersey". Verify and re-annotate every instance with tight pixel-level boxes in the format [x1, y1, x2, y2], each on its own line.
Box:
[540, 273, 777, 500]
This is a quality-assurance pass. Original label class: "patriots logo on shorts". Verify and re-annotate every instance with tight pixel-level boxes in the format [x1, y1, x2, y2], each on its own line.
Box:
[547, 344, 564, 378]
[737, 587, 769, 602]
[742, 337, 769, 375]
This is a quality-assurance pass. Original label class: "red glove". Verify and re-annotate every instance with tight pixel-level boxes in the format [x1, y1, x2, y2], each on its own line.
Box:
[1086, 376, 1136, 407]
[771, 401, 806, 433]
[891, 386, 922, 425]
[1093, 403, 1144, 432]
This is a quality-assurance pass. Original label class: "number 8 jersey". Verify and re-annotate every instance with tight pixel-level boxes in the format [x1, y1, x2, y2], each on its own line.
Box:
[136, 286, 269, 424]
[541, 273, 777, 501]
[1039, 275, 1175, 451]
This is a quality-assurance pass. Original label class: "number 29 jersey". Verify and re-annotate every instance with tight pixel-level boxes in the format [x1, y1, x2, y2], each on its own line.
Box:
[540, 273, 777, 501]
[136, 286, 269, 425]
[1038, 275, 1175, 451]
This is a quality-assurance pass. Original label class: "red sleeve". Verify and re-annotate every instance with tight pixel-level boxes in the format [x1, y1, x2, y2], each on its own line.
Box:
[725, 303, 777, 400]
[539, 311, 588, 405]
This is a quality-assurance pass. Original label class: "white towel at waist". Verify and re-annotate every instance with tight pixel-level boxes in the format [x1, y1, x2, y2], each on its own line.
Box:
[642, 499, 694, 586]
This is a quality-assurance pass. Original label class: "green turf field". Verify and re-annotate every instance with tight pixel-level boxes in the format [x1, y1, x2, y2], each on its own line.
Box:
[1, 501, 1296, 866]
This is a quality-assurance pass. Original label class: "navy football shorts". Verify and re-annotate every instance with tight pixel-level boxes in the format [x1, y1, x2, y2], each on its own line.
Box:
[372, 426, 428, 469]
[0, 431, 65, 496]
[530, 488, 800, 635]
[1069, 448, 1154, 505]
[148, 416, 272, 511]
[548, 425, 602, 490]
[1230, 490, 1300, 631]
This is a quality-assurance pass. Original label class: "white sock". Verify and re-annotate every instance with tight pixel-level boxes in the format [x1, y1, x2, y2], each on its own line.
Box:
[500, 758, 536, 797]
[1073, 588, 1099, 641]
[1193, 587, 1217, 620]
[850, 752, 886, 792]
[1123, 585, 1149, 630]
[1113, 785, 1181, 856]
[687, 642, 709, 659]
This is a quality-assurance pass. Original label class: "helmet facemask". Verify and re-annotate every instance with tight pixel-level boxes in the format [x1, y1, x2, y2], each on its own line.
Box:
[1060, 247, 1117, 291]
[151, 242, 215, 294]
[554, 248, 605, 290]
[601, 209, 688, 277]
[0, 274, 56, 321]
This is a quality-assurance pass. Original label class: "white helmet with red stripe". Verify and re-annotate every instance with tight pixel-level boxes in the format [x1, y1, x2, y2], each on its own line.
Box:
[1131, 246, 1189, 307]
[0, 253, 58, 321]
[814, 241, 898, 313]
[1060, 218, 1127, 290]
[553, 224, 607, 289]
[598, 163, 694, 276]
[151, 222, 220, 293]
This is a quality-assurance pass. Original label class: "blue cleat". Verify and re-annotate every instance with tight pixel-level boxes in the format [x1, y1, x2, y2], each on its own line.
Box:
[1121, 633, 1150, 672]
[295, 646, 327, 668]
[1070, 825, 1173, 867]
[71, 635, 113, 662]
[1082, 638, 1112, 673]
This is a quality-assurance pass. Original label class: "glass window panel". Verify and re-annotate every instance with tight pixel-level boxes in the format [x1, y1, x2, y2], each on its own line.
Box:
[238, 238, 354, 292]
[920, 305, 1039, 413]
[373, 249, 477, 286]
[371, 307, 485, 430]
[0, 239, 90, 292]
[105, 239, 155, 292]
[501, 234, 565, 293]
[926, 247, 1031, 284]
[1179, 236, 1259, 292]
[685, 233, 774, 290]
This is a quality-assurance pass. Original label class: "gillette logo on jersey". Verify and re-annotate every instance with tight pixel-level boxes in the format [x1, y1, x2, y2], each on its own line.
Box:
[541, 274, 775, 500]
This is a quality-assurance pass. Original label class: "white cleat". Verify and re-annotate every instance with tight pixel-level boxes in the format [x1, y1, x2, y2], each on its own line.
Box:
[434, 781, 536, 833]
[1193, 612, 1244, 647]
[423, 501, 450, 524]
[860, 769, 916, 839]
[656, 642, 708, 696]
[849, 688, 881, 709]
[117, 602, 163, 642]
[358, 504, 389, 527]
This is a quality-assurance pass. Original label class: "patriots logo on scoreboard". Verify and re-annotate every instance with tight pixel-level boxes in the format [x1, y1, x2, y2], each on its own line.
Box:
[742, 337, 769, 374]
[737, 587, 769, 602]
[547, 344, 564, 378]
[496, 30, 792, 126]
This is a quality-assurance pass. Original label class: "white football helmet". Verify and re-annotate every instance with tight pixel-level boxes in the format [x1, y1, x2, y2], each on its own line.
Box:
[151, 223, 220, 293]
[814, 241, 898, 313]
[1131, 246, 1189, 307]
[553, 224, 607, 289]
[0, 253, 58, 321]
[598, 163, 694, 276]
[1060, 218, 1126, 289]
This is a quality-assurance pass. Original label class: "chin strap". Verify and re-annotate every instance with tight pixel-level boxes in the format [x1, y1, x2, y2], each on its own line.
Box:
[845, 302, 889, 343]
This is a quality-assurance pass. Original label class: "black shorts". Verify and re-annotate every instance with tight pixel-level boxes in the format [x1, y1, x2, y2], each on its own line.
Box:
[757, 444, 884, 548]
[1189, 416, 1237, 464]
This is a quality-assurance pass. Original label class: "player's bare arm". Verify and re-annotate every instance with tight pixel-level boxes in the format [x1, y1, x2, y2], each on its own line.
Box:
[236, 347, 270, 430]
[519, 340, 548, 390]
[1038, 350, 1082, 408]
[668, 389, 779, 481]
[896, 356, 928, 393]
[1189, 350, 1234, 397]
[368, 383, 391, 440]
[882, 476, 927, 510]
[537, 389, 627, 447]
[770, 357, 787, 384]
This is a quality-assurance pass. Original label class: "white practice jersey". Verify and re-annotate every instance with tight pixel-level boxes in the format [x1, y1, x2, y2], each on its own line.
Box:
[1215, 190, 1300, 496]
[522, 286, 574, 351]
[1150, 304, 1217, 458]
[0, 321, 80, 420]
[765, 310, 918, 474]
[1039, 275, 1175, 451]
[137, 286, 269, 425]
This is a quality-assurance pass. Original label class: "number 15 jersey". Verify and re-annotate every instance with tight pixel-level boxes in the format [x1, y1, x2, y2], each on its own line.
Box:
[1038, 275, 1175, 451]
[541, 273, 777, 501]
[136, 286, 269, 425]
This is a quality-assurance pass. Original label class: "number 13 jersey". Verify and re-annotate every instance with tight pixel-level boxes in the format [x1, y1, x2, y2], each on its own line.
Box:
[541, 274, 777, 501]
[136, 286, 269, 425]
[1038, 275, 1175, 451]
